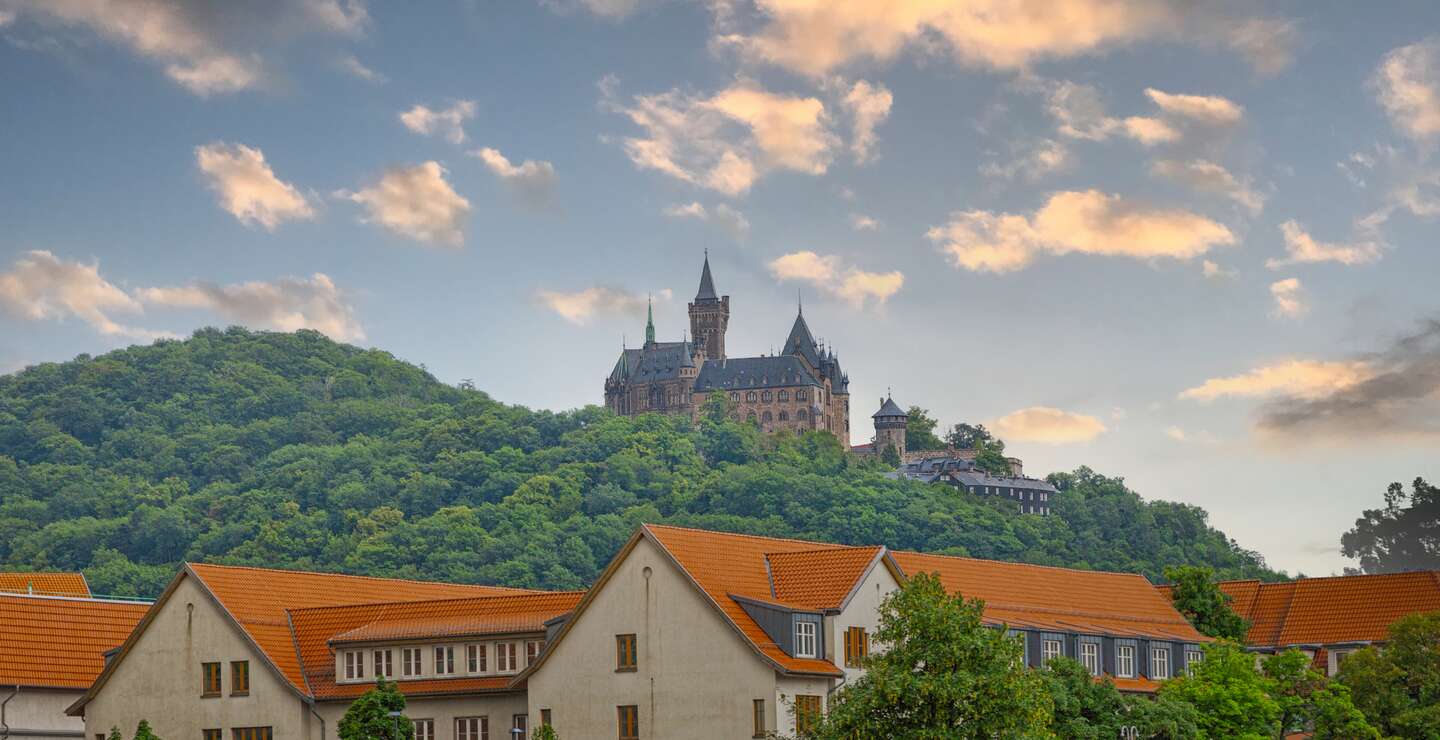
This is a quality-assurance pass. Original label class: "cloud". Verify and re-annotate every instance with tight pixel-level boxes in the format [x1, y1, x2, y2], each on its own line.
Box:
[989, 406, 1107, 444]
[840, 79, 893, 163]
[1269, 277, 1306, 318]
[536, 286, 671, 325]
[1, 0, 368, 95]
[1267, 221, 1383, 269]
[471, 147, 557, 207]
[400, 101, 476, 144]
[980, 138, 1072, 181]
[138, 273, 363, 341]
[542, 0, 642, 18]
[768, 251, 903, 307]
[1047, 82, 1237, 147]
[716, 0, 1294, 77]
[927, 189, 1235, 273]
[336, 54, 385, 83]
[1372, 38, 1440, 142]
[1151, 159, 1265, 214]
[603, 78, 839, 195]
[663, 202, 750, 239]
[1163, 425, 1187, 441]
[1201, 259, 1235, 279]
[1179, 359, 1375, 402]
[1253, 317, 1440, 441]
[849, 214, 881, 231]
[0, 250, 159, 338]
[195, 142, 315, 230]
[1120, 116, 1180, 146]
[1164, 425, 1218, 444]
[339, 162, 471, 247]
[1143, 88, 1243, 126]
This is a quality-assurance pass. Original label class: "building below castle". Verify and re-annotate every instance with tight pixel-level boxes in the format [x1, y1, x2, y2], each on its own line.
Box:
[604, 256, 852, 446]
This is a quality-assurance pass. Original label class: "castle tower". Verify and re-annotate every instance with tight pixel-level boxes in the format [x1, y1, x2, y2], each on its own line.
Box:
[688, 254, 729, 360]
[873, 395, 908, 458]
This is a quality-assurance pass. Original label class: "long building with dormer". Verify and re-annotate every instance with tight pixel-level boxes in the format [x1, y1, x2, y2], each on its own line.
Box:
[604, 256, 852, 445]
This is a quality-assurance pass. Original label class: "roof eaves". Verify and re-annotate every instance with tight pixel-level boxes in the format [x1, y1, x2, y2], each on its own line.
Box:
[834, 547, 893, 613]
[67, 567, 187, 716]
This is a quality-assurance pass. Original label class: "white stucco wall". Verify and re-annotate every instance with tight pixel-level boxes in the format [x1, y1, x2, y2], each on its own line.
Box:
[79, 575, 317, 740]
[2, 688, 85, 739]
[774, 675, 832, 738]
[525, 536, 794, 739]
[316, 692, 531, 740]
[828, 560, 900, 684]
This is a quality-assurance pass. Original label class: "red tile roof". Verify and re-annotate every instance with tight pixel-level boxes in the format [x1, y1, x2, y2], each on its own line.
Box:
[0, 594, 149, 689]
[766, 547, 885, 611]
[1197, 572, 1440, 648]
[288, 591, 582, 699]
[0, 571, 90, 597]
[893, 551, 1206, 642]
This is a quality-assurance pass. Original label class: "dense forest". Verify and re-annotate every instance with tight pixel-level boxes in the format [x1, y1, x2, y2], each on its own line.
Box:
[0, 328, 1278, 597]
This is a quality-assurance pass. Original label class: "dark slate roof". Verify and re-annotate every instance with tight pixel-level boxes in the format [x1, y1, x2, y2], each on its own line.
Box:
[873, 397, 906, 418]
[896, 458, 1058, 493]
[695, 256, 719, 302]
[783, 311, 821, 368]
[610, 341, 693, 382]
[694, 356, 821, 391]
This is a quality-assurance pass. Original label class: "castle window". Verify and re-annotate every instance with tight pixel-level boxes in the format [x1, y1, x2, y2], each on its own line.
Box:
[797, 409, 808, 421]
[762, 390, 772, 402]
[779, 411, 788, 421]
[778, 390, 789, 401]
[747, 391, 757, 402]
[762, 411, 772, 422]
[747, 412, 757, 424]
[730, 392, 739, 402]
[795, 390, 807, 401]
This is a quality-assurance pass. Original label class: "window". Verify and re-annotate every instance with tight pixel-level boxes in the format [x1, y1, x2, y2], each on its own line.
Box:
[729, 392, 739, 402]
[616, 634, 637, 671]
[455, 716, 488, 740]
[201, 661, 222, 696]
[1151, 646, 1171, 680]
[753, 698, 766, 737]
[794, 695, 822, 735]
[617, 705, 639, 740]
[1080, 642, 1099, 676]
[762, 411, 772, 422]
[747, 391, 757, 402]
[344, 650, 364, 680]
[795, 620, 817, 659]
[1185, 649, 1203, 674]
[762, 391, 772, 402]
[498, 642, 517, 672]
[204, 731, 221, 740]
[797, 408, 808, 420]
[468, 644, 487, 673]
[526, 640, 542, 665]
[844, 626, 868, 668]
[435, 646, 455, 675]
[231, 729, 272, 740]
[374, 649, 392, 678]
[513, 715, 528, 735]
[796, 390, 807, 401]
[779, 411, 788, 421]
[540, 709, 552, 727]
[402, 647, 423, 677]
[230, 660, 249, 695]
[412, 719, 434, 740]
[1116, 645, 1136, 678]
[778, 390, 789, 401]
[1042, 639, 1062, 664]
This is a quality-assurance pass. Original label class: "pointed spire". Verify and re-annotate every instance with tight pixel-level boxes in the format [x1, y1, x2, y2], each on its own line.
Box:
[645, 294, 656, 345]
[696, 252, 719, 302]
[797, 288, 803, 316]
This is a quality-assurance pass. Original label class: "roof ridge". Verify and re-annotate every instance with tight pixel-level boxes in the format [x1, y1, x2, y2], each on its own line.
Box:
[983, 603, 1194, 626]
[644, 523, 859, 550]
[897, 550, 1153, 580]
[766, 545, 882, 558]
[0, 592, 152, 606]
[189, 562, 543, 592]
[288, 589, 584, 615]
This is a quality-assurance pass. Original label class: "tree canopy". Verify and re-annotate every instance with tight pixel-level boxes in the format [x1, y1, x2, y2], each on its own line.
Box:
[1337, 611, 1440, 737]
[0, 328, 1277, 597]
[1341, 477, 1440, 574]
[903, 406, 945, 452]
[1163, 565, 1249, 642]
[339, 678, 413, 740]
[1157, 641, 1279, 739]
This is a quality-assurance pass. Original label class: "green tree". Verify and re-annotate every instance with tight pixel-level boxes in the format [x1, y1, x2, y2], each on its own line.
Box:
[904, 406, 945, 452]
[812, 573, 1053, 739]
[132, 720, 162, 740]
[1341, 477, 1440, 574]
[1124, 694, 1201, 739]
[944, 422, 1000, 451]
[879, 443, 901, 467]
[1158, 641, 1279, 739]
[106, 728, 122, 740]
[1042, 656, 1126, 739]
[1262, 649, 1377, 739]
[532, 726, 559, 740]
[338, 678, 414, 740]
[1163, 566, 1249, 642]
[972, 438, 1011, 476]
[1337, 611, 1440, 737]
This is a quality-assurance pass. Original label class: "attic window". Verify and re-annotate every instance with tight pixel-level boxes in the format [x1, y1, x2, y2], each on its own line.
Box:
[795, 620, 817, 659]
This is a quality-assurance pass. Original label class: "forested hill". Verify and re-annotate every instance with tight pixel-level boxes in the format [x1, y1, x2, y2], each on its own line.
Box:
[0, 328, 1278, 597]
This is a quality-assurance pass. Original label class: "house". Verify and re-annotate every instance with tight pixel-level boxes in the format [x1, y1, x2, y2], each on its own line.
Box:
[0, 590, 149, 739]
[1162, 571, 1440, 676]
[518, 524, 1208, 739]
[890, 455, 1058, 515]
[66, 563, 577, 740]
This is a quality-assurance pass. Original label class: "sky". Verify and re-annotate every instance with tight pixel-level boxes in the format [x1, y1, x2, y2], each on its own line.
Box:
[1, 0, 1438, 577]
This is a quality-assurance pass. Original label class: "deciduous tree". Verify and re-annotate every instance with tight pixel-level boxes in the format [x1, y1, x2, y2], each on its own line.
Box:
[1341, 477, 1440, 574]
[1163, 565, 1249, 642]
[338, 678, 413, 740]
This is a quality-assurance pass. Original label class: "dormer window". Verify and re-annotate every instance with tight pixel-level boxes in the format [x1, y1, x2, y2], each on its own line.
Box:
[402, 647, 423, 677]
[1151, 645, 1171, 679]
[435, 646, 455, 675]
[344, 650, 365, 680]
[795, 621, 817, 659]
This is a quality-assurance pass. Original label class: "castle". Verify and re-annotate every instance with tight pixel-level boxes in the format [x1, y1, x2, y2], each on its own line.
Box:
[604, 256, 852, 445]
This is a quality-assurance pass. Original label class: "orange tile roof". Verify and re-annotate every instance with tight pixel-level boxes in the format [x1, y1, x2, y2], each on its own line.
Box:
[0, 594, 149, 689]
[893, 551, 1206, 642]
[288, 591, 582, 699]
[1111, 676, 1164, 693]
[186, 563, 539, 697]
[766, 547, 885, 611]
[0, 571, 90, 597]
[1209, 571, 1440, 647]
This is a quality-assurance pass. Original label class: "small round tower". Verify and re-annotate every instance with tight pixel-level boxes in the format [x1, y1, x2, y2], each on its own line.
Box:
[872, 395, 908, 458]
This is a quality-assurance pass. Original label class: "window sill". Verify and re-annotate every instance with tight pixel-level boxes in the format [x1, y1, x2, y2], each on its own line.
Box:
[231, 691, 249, 697]
[614, 666, 637, 673]
[201, 693, 221, 699]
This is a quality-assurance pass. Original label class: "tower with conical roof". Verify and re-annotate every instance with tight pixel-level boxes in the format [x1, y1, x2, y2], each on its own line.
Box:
[688, 253, 730, 360]
[873, 394, 908, 459]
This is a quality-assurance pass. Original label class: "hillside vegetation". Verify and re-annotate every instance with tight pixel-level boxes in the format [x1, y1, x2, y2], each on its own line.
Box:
[0, 328, 1278, 597]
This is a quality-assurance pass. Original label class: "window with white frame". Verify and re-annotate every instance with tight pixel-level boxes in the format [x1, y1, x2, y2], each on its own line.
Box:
[1151, 646, 1171, 679]
[454, 716, 487, 740]
[412, 719, 434, 740]
[1185, 648, 1203, 674]
[1116, 645, 1135, 678]
[402, 647, 422, 677]
[344, 650, 364, 680]
[1080, 641, 1100, 676]
[1042, 638, 1062, 664]
[526, 640, 542, 665]
[468, 644, 487, 673]
[435, 646, 455, 675]
[795, 620, 817, 659]
[373, 649, 392, 678]
[497, 642, 517, 672]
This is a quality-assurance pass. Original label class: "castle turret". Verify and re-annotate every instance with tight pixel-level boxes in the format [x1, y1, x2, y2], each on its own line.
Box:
[688, 253, 729, 360]
[873, 395, 908, 459]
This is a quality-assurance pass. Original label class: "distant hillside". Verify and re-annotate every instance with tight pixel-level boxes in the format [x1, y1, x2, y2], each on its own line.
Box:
[0, 328, 1279, 597]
